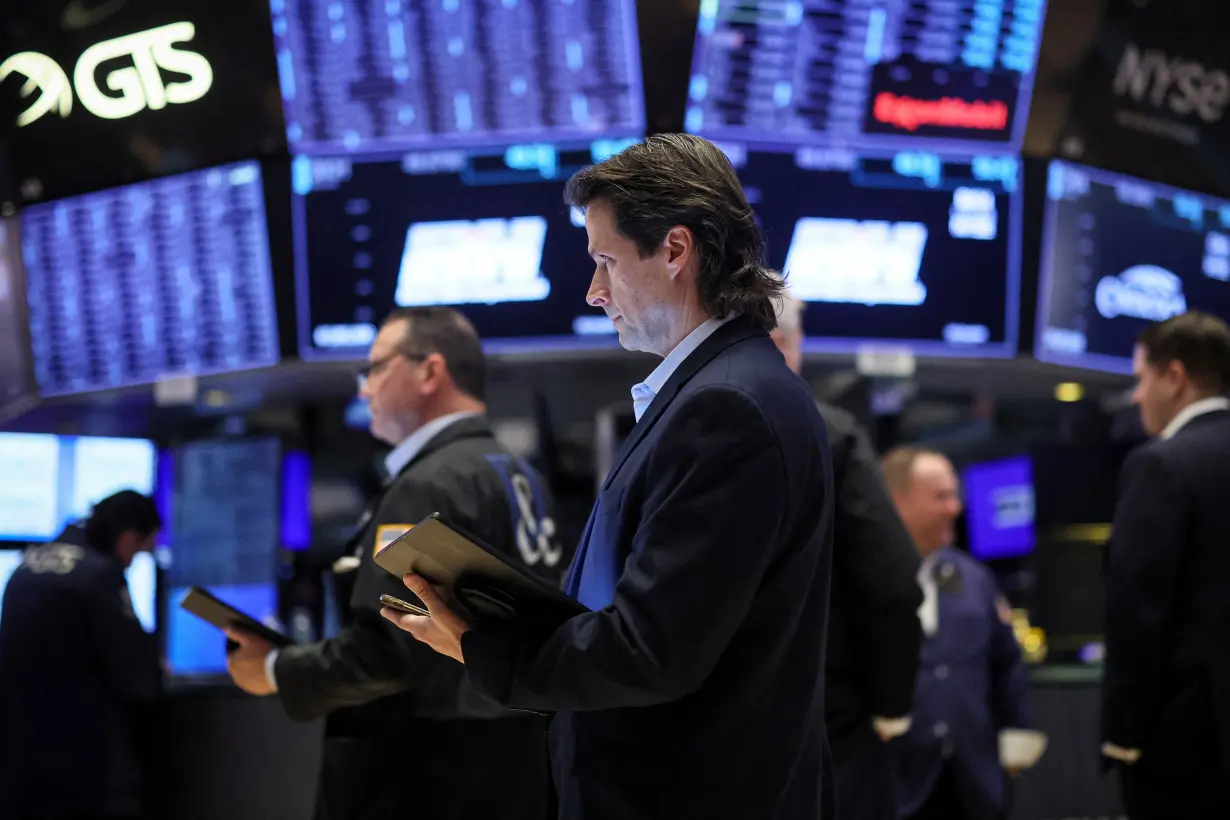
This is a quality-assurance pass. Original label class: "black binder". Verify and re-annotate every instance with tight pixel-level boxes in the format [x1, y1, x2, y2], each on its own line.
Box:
[178, 586, 293, 647]
[374, 513, 588, 627]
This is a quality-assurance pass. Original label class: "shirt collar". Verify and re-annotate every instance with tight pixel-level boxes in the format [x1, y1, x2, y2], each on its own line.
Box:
[384, 411, 480, 478]
[1159, 396, 1230, 440]
[630, 315, 733, 422]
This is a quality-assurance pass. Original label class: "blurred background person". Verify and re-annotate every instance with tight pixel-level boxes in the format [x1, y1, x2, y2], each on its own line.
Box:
[0, 490, 162, 820]
[1101, 311, 1230, 818]
[771, 284, 923, 820]
[882, 447, 1031, 820]
[223, 307, 566, 820]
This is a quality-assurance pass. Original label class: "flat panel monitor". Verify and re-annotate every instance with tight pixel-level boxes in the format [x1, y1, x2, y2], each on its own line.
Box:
[735, 144, 1021, 355]
[1034, 160, 1230, 373]
[0, 432, 157, 543]
[0, 0, 285, 204]
[686, 0, 1047, 152]
[293, 144, 630, 359]
[20, 160, 280, 397]
[272, 0, 645, 155]
[163, 437, 284, 677]
[0, 217, 33, 406]
[962, 455, 1035, 561]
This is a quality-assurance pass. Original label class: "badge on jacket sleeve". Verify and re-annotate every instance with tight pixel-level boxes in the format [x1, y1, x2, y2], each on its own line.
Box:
[374, 524, 414, 558]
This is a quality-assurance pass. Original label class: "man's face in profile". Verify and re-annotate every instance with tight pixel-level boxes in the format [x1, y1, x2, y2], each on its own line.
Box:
[583, 199, 673, 355]
[892, 454, 963, 556]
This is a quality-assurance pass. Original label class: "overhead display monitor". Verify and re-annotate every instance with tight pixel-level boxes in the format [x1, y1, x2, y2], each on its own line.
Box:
[686, 0, 1047, 152]
[0, 217, 33, 407]
[0, 433, 158, 543]
[20, 160, 280, 397]
[735, 144, 1021, 355]
[962, 455, 1035, 561]
[0, 0, 285, 204]
[271, 0, 645, 155]
[1035, 160, 1230, 373]
[293, 143, 631, 359]
[164, 437, 282, 676]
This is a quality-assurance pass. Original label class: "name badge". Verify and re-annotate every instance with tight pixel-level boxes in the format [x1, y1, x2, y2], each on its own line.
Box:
[374, 524, 414, 558]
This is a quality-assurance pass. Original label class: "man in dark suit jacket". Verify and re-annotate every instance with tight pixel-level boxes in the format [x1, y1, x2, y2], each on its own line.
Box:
[770, 284, 924, 820]
[0, 491, 161, 820]
[383, 134, 837, 820]
[225, 307, 567, 820]
[1102, 310, 1230, 818]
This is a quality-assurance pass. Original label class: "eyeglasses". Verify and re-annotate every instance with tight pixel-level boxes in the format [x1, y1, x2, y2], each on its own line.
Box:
[356, 350, 428, 387]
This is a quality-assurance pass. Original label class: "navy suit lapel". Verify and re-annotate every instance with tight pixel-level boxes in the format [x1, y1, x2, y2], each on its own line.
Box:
[601, 316, 766, 491]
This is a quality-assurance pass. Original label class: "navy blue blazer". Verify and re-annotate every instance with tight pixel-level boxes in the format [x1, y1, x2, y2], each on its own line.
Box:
[1103, 408, 1230, 775]
[462, 316, 837, 820]
[889, 548, 1030, 820]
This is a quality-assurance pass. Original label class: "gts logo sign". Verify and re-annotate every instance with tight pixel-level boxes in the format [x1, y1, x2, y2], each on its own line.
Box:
[0, 22, 212, 126]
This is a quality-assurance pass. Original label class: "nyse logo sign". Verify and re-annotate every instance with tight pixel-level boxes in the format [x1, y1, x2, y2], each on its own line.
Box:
[1113, 43, 1230, 124]
[0, 22, 212, 126]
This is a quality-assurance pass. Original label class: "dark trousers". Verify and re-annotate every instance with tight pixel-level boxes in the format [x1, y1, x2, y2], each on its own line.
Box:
[1119, 753, 1229, 819]
[904, 763, 971, 820]
[834, 742, 897, 820]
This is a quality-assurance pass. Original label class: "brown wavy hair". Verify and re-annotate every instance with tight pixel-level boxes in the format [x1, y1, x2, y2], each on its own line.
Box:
[564, 133, 784, 329]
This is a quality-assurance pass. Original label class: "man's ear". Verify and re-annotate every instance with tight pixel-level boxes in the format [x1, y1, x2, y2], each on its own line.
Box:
[663, 225, 695, 279]
[420, 352, 449, 395]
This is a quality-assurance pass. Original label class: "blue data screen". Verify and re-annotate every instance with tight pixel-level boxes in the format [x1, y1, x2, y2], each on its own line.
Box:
[1036, 160, 1230, 373]
[272, 0, 646, 154]
[20, 161, 280, 396]
[732, 145, 1021, 354]
[688, 0, 1046, 152]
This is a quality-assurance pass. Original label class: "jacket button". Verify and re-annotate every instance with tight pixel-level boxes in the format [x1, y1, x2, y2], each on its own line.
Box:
[934, 664, 949, 680]
[933, 721, 949, 738]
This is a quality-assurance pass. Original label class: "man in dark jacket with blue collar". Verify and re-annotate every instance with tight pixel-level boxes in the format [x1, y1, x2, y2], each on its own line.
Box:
[383, 135, 838, 820]
[225, 306, 567, 820]
[0, 490, 161, 820]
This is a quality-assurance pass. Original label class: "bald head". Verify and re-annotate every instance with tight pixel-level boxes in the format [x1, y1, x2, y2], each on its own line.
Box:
[881, 446, 962, 557]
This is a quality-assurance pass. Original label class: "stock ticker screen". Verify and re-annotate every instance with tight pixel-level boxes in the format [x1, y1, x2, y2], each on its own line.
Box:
[164, 438, 282, 676]
[687, 0, 1046, 151]
[734, 145, 1020, 354]
[1035, 161, 1230, 374]
[20, 161, 281, 396]
[292, 142, 635, 359]
[271, 0, 645, 154]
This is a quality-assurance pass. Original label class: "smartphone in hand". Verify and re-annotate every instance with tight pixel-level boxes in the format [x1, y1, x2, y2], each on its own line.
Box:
[379, 593, 429, 617]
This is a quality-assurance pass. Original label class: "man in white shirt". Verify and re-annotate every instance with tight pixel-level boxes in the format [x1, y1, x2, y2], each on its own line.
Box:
[1102, 310, 1230, 818]
[882, 446, 1031, 820]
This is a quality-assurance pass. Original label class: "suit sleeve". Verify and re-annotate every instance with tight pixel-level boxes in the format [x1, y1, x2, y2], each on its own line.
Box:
[88, 569, 159, 702]
[831, 421, 923, 719]
[273, 476, 467, 722]
[986, 570, 1030, 730]
[460, 386, 794, 713]
[1101, 448, 1189, 749]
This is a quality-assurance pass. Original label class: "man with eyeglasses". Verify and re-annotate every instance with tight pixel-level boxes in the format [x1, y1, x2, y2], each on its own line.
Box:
[224, 306, 567, 820]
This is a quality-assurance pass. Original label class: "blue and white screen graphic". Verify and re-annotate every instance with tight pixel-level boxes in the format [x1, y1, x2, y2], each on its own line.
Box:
[1036, 160, 1230, 373]
[20, 161, 280, 396]
[396, 217, 551, 306]
[292, 147, 618, 359]
[272, 0, 645, 153]
[738, 146, 1020, 354]
[0, 433, 157, 543]
[962, 455, 1035, 561]
[687, 0, 1047, 152]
